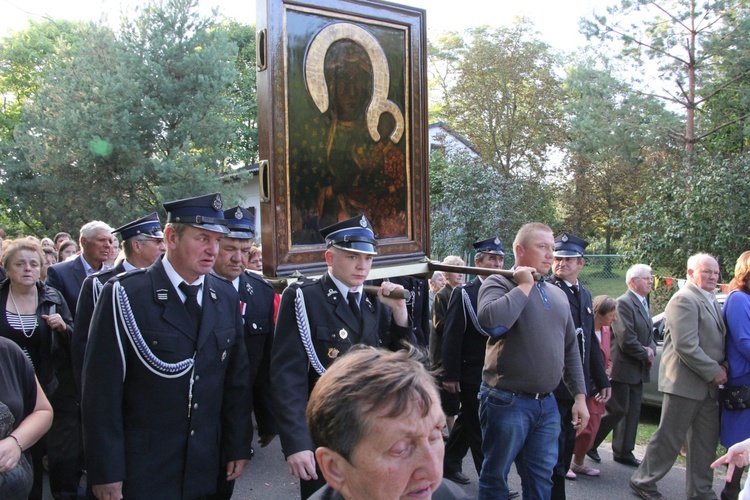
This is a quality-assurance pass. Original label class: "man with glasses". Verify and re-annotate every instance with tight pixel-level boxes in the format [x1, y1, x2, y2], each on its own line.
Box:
[72, 212, 166, 392]
[630, 254, 726, 500]
[589, 264, 656, 468]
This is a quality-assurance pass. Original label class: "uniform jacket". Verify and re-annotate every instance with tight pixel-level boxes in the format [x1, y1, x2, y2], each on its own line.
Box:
[548, 276, 609, 399]
[371, 276, 430, 348]
[236, 270, 277, 436]
[610, 290, 656, 385]
[270, 272, 414, 458]
[81, 257, 251, 499]
[72, 262, 126, 393]
[659, 281, 726, 400]
[441, 277, 488, 385]
[45, 254, 88, 319]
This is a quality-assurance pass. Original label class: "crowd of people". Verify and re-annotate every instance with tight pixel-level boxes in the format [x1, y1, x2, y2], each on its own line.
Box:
[0, 200, 747, 500]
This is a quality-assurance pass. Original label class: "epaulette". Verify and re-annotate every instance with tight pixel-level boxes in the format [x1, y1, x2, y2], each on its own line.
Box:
[209, 271, 233, 284]
[113, 267, 148, 282]
[288, 276, 319, 290]
[243, 270, 274, 289]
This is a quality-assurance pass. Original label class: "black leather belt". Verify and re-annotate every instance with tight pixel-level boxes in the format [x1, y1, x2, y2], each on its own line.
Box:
[515, 390, 551, 400]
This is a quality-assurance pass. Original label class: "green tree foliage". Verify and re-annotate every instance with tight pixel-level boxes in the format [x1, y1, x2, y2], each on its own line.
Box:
[218, 19, 258, 168]
[1, 0, 245, 233]
[622, 154, 750, 276]
[0, 19, 88, 141]
[429, 148, 558, 259]
[429, 22, 565, 179]
[561, 57, 681, 251]
[580, 0, 750, 157]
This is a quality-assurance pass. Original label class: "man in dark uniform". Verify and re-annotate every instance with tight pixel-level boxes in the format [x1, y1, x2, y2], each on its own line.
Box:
[72, 212, 165, 393]
[271, 214, 414, 499]
[442, 237, 507, 487]
[370, 275, 430, 348]
[210, 206, 277, 499]
[81, 193, 252, 500]
[549, 233, 610, 498]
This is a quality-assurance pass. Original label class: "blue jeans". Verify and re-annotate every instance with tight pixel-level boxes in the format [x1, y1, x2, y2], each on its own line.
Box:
[478, 384, 560, 500]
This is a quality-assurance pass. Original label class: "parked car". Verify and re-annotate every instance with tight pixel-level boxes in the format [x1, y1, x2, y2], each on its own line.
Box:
[641, 292, 726, 408]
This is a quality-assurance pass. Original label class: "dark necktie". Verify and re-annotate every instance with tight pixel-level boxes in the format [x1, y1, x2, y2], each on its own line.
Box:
[347, 291, 362, 325]
[571, 283, 580, 300]
[179, 282, 202, 333]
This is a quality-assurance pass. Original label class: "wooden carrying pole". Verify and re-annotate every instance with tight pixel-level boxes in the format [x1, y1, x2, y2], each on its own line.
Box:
[426, 260, 544, 282]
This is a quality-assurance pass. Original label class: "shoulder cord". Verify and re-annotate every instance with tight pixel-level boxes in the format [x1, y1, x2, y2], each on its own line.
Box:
[295, 287, 326, 376]
[112, 281, 195, 382]
[92, 278, 104, 306]
[462, 288, 490, 337]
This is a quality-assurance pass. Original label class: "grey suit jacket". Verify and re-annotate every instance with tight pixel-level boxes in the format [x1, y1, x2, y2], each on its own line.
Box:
[610, 290, 655, 384]
[659, 281, 726, 400]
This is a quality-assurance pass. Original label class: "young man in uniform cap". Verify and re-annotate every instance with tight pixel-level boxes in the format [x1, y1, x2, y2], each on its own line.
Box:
[441, 237, 510, 489]
[72, 212, 166, 393]
[210, 206, 277, 499]
[271, 213, 415, 499]
[82, 193, 252, 500]
[548, 233, 610, 498]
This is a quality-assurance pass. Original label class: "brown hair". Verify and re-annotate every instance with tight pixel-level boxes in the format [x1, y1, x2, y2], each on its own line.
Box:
[307, 346, 437, 462]
[2, 237, 44, 270]
[57, 240, 78, 261]
[729, 251, 750, 293]
[593, 295, 617, 317]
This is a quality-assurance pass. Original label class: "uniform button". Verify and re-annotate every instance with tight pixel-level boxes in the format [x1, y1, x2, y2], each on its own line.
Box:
[193, 403, 198, 410]
[152, 340, 158, 346]
[195, 375, 200, 381]
[190, 430, 195, 436]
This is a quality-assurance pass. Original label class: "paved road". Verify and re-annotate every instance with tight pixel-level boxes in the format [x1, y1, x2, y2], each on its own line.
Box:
[50, 430, 732, 499]
[229, 436, 730, 499]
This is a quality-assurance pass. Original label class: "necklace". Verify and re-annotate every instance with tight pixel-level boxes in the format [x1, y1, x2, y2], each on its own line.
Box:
[9, 286, 38, 339]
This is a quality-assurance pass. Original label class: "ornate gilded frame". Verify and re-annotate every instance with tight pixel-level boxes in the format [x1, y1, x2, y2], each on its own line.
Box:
[257, 0, 428, 277]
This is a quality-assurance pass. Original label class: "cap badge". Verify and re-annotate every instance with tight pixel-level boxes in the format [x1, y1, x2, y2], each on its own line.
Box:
[212, 194, 223, 211]
[339, 328, 348, 340]
[494, 237, 500, 245]
[561, 234, 569, 242]
[234, 207, 243, 219]
[328, 347, 340, 359]
[359, 215, 367, 228]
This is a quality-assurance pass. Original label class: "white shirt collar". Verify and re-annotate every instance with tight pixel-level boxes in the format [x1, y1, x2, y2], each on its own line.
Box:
[231, 276, 240, 292]
[162, 255, 205, 303]
[328, 273, 362, 303]
[80, 254, 107, 277]
[122, 260, 137, 272]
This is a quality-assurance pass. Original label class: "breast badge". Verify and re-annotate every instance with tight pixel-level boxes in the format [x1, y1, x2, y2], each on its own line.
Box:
[328, 347, 340, 359]
[338, 328, 348, 340]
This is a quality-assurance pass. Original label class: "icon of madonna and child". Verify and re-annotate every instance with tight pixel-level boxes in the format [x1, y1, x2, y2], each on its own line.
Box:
[288, 21, 409, 246]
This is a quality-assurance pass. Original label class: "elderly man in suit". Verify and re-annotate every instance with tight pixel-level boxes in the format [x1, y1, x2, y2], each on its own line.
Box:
[630, 253, 727, 500]
[81, 193, 252, 499]
[589, 264, 656, 467]
[46, 220, 114, 318]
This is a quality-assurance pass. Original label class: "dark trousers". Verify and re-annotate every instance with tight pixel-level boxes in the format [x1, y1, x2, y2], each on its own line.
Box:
[47, 405, 83, 500]
[593, 380, 642, 459]
[443, 383, 483, 475]
[551, 398, 576, 500]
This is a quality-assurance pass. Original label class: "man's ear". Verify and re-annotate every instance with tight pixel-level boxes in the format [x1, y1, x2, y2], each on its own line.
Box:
[315, 447, 347, 491]
[324, 248, 334, 267]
